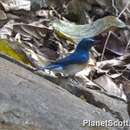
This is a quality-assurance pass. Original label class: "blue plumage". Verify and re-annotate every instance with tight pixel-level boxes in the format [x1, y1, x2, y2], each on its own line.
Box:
[39, 38, 96, 75]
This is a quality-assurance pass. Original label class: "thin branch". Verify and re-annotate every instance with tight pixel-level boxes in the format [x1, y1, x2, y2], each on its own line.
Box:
[118, 1, 130, 18]
[127, 8, 130, 13]
[101, 31, 112, 61]
[112, 0, 119, 16]
[124, 39, 130, 53]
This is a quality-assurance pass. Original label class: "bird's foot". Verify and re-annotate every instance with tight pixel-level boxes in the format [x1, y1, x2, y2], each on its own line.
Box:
[55, 73, 64, 78]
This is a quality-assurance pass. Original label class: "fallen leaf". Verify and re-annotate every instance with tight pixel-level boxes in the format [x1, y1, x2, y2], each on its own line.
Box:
[0, 20, 14, 39]
[0, 10, 7, 20]
[13, 24, 51, 40]
[0, 39, 31, 65]
[0, 0, 31, 11]
[94, 75, 127, 101]
[97, 54, 130, 69]
[52, 16, 126, 42]
[108, 73, 122, 79]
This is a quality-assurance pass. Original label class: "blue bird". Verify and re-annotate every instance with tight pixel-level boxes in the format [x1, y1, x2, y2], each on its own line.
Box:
[38, 38, 96, 75]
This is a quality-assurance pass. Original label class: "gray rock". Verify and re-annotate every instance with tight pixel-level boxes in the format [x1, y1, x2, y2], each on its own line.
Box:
[0, 57, 128, 130]
[56, 77, 129, 121]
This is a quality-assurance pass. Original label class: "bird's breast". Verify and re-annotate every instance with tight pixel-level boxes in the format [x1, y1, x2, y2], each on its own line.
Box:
[63, 63, 87, 75]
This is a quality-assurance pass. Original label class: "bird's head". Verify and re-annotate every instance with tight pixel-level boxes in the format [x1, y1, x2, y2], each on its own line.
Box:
[76, 38, 96, 51]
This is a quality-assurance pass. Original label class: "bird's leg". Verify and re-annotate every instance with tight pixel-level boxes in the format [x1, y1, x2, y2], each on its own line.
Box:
[55, 72, 68, 78]
[55, 73, 62, 77]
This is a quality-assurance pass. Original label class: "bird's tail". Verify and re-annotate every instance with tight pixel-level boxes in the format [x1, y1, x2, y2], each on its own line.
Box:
[34, 64, 63, 71]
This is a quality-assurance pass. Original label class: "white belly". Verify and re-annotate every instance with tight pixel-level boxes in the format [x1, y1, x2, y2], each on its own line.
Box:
[62, 63, 87, 75]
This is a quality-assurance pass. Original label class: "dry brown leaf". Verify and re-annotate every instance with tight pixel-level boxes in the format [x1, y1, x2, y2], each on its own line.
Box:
[94, 75, 127, 101]
[97, 54, 130, 69]
[13, 24, 51, 40]
[0, 0, 31, 11]
[0, 10, 7, 20]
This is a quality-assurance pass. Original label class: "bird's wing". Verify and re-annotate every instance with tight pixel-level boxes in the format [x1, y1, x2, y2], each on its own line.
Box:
[40, 53, 77, 71]
[55, 52, 88, 66]
[38, 52, 88, 71]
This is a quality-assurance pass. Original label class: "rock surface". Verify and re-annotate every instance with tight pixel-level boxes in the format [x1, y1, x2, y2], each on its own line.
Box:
[57, 77, 129, 121]
[0, 56, 129, 130]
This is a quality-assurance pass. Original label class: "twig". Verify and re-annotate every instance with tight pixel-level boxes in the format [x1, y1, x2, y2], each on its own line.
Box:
[50, 6, 66, 21]
[112, 0, 119, 16]
[127, 8, 130, 13]
[101, 0, 130, 61]
[100, 31, 112, 61]
[118, 1, 130, 18]
[124, 39, 130, 53]
[51, 6, 62, 19]
[111, 66, 130, 81]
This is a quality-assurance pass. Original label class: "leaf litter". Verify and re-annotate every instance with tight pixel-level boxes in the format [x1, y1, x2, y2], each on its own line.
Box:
[0, 0, 130, 104]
